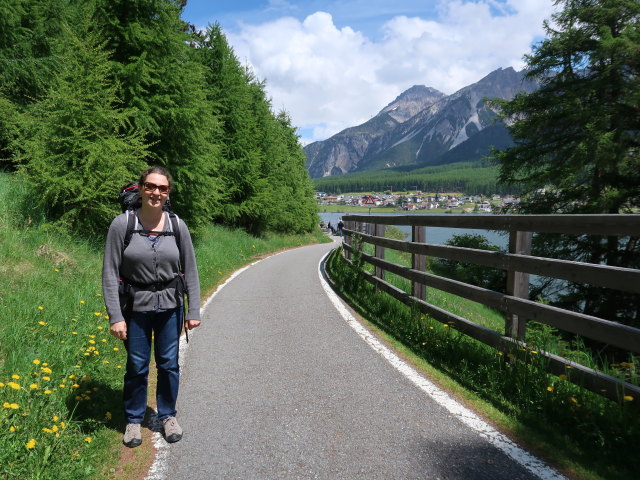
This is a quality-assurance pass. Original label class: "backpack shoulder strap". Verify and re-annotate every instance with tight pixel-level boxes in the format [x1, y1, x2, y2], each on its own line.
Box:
[122, 210, 136, 256]
[167, 212, 183, 270]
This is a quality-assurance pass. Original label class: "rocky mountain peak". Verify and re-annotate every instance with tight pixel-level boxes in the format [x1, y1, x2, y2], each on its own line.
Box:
[379, 85, 446, 123]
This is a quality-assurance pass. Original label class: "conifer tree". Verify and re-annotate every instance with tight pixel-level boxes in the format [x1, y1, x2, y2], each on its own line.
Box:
[92, 0, 222, 230]
[495, 0, 640, 328]
[16, 18, 149, 232]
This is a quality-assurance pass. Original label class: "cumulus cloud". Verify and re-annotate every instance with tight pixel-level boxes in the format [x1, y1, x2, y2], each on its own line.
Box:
[226, 0, 556, 144]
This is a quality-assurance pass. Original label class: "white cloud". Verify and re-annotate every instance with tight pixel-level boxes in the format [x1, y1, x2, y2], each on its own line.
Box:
[226, 0, 556, 144]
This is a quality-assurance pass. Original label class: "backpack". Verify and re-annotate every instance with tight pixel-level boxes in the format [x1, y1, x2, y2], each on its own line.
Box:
[118, 182, 182, 267]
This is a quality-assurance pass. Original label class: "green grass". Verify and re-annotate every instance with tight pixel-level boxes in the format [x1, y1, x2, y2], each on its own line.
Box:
[326, 246, 640, 480]
[0, 173, 328, 479]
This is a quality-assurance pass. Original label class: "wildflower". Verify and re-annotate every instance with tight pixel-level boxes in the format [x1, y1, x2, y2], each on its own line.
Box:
[53, 416, 59, 422]
[89, 340, 96, 345]
[0, 382, 4, 387]
[9, 403, 19, 409]
[11, 374, 20, 379]
[30, 384, 38, 390]
[101, 339, 107, 343]
[54, 268, 60, 272]
[566, 365, 573, 369]
[531, 350, 538, 354]
[105, 412, 112, 420]
[8, 382, 21, 390]
[94, 312, 102, 316]
[9, 426, 18, 432]
[33, 360, 41, 365]
[2, 402, 11, 408]
[71, 453, 80, 459]
[44, 390, 52, 395]
[38, 306, 43, 310]
[71, 384, 80, 389]
[96, 293, 102, 296]
[80, 300, 85, 304]
[42, 376, 51, 381]
[25, 439, 36, 450]
[546, 386, 554, 392]
[38, 321, 47, 326]
[71, 332, 78, 335]
[60, 422, 66, 429]
[41, 367, 52, 374]
[43, 427, 53, 434]
[84, 437, 92, 443]
[97, 325, 103, 330]
[623, 395, 634, 402]
[113, 347, 119, 352]
[568, 397, 578, 403]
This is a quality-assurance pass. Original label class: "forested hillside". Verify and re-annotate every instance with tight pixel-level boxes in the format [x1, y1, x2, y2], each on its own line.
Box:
[0, 0, 317, 235]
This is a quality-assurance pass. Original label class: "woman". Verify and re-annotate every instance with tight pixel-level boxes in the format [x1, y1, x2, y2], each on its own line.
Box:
[102, 166, 201, 448]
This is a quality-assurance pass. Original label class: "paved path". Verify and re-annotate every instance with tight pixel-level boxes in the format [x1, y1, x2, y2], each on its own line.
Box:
[161, 239, 556, 479]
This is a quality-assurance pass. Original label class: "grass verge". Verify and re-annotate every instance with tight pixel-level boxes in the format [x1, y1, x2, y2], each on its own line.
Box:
[325, 247, 639, 480]
[0, 173, 328, 479]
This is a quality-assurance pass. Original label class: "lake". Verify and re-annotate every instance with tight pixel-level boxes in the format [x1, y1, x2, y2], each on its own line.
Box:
[319, 211, 508, 248]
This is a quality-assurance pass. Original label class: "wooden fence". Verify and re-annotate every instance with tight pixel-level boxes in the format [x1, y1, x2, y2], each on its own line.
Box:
[340, 214, 640, 404]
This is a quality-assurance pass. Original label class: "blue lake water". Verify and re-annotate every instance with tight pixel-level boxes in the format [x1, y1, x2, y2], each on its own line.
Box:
[318, 211, 508, 248]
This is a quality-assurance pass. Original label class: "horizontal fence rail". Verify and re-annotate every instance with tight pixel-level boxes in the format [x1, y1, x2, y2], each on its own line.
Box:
[340, 213, 640, 404]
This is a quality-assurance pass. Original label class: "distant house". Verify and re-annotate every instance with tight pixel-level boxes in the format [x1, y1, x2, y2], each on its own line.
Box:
[324, 196, 339, 204]
[477, 202, 492, 212]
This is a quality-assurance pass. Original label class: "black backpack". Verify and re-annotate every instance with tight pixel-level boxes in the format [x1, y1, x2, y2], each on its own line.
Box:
[118, 182, 182, 265]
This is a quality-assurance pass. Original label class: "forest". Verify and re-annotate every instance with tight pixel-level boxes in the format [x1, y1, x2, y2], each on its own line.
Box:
[0, 0, 318, 236]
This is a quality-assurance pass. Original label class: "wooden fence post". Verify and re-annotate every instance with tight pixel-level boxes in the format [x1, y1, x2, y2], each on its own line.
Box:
[412, 226, 426, 300]
[343, 220, 352, 261]
[505, 230, 533, 340]
[375, 223, 386, 281]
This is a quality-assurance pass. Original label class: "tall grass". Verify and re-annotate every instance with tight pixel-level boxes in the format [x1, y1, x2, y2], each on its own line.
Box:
[0, 173, 328, 479]
[326, 246, 640, 480]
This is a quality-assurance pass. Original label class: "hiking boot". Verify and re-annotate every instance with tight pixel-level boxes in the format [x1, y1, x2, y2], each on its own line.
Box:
[163, 417, 183, 443]
[123, 423, 142, 448]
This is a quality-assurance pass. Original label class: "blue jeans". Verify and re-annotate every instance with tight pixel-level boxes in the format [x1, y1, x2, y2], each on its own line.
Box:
[123, 308, 182, 423]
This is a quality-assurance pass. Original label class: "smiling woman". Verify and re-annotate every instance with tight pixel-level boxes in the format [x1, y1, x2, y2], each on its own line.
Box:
[102, 165, 201, 448]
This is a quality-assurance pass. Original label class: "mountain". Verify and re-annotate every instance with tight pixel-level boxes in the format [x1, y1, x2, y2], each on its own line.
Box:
[304, 86, 446, 178]
[304, 67, 538, 178]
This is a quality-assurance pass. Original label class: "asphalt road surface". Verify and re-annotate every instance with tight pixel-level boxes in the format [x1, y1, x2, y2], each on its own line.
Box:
[162, 238, 557, 480]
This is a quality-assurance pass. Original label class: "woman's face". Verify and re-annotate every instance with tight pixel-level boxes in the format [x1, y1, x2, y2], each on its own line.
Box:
[140, 173, 170, 210]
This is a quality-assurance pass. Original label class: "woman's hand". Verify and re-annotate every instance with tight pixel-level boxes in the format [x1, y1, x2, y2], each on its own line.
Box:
[185, 319, 201, 330]
[110, 321, 127, 340]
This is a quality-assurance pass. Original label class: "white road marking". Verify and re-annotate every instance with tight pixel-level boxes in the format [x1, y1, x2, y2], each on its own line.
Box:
[318, 250, 568, 480]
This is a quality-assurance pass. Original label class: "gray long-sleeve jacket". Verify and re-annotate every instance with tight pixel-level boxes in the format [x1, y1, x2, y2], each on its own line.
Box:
[102, 210, 201, 324]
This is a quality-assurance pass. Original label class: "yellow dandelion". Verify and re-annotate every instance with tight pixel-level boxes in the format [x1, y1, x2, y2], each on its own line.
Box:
[9, 426, 18, 432]
[546, 386, 554, 392]
[8, 382, 20, 390]
[71, 331, 78, 335]
[623, 395, 634, 402]
[71, 453, 80, 459]
[42, 427, 53, 434]
[101, 339, 107, 343]
[71, 318, 77, 321]
[30, 384, 38, 390]
[38, 321, 47, 326]
[88, 340, 96, 345]
[41, 367, 52, 374]
[53, 415, 59, 422]
[25, 439, 36, 450]
[10, 403, 19, 410]
[116, 365, 122, 369]
[60, 422, 66, 429]
[0, 382, 4, 387]
[11, 374, 20, 379]
[42, 376, 51, 381]
[42, 362, 48, 366]
[104, 360, 110, 365]
[51, 425, 59, 433]
[84, 437, 92, 443]
[2, 402, 11, 408]
[60, 341, 65, 344]
[531, 350, 538, 354]
[252, 245, 256, 248]
[44, 390, 52, 395]
[80, 300, 85, 304]
[71, 384, 80, 389]
[38, 306, 43, 310]
[113, 347, 119, 351]
[33, 359, 41, 365]
[94, 312, 102, 316]
[96, 293, 102, 296]
[97, 325, 103, 330]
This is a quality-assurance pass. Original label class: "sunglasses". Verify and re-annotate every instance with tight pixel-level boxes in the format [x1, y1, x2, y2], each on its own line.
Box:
[142, 182, 170, 194]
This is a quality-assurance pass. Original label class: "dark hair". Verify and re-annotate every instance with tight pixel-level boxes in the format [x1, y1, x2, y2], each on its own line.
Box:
[139, 166, 173, 189]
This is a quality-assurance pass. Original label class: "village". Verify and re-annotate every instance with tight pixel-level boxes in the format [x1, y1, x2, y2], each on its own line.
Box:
[315, 191, 521, 212]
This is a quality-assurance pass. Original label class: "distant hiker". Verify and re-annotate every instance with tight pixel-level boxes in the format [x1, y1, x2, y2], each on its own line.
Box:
[337, 219, 344, 237]
[102, 166, 201, 448]
[328, 221, 335, 235]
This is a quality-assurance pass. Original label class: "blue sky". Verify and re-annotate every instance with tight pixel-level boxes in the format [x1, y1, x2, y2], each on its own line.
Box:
[181, 1, 557, 144]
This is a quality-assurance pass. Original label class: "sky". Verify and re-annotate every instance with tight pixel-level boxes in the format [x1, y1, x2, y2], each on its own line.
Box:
[181, 0, 558, 145]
